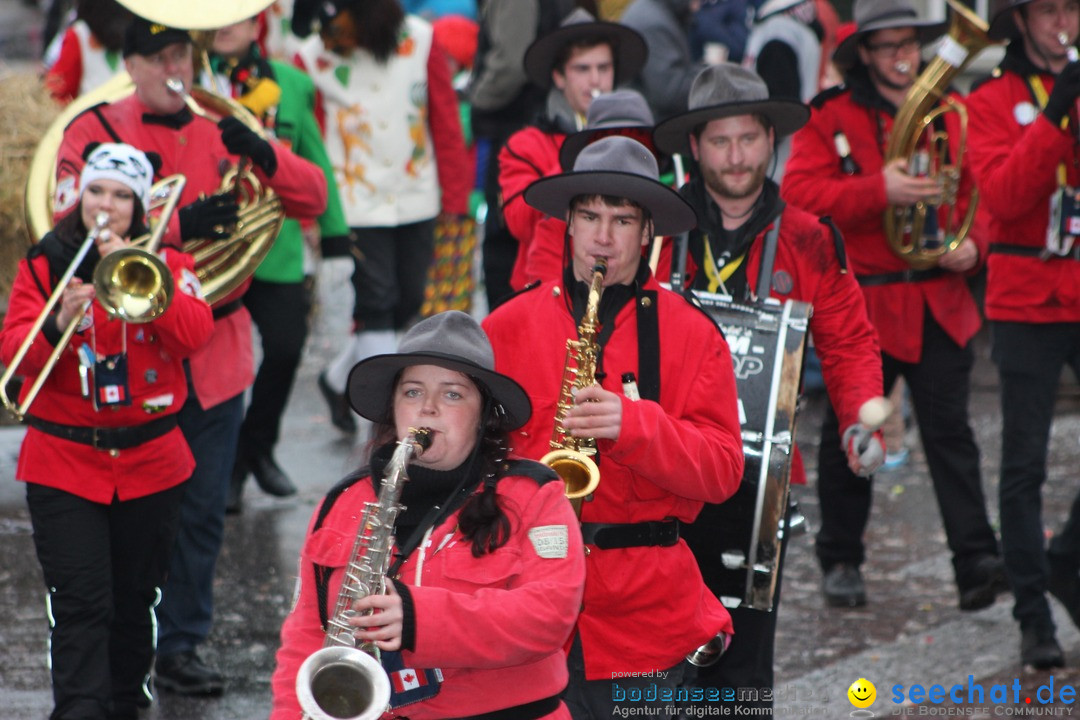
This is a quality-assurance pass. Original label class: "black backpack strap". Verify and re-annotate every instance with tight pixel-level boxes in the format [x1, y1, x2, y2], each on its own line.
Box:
[500, 459, 559, 484]
[819, 215, 848, 273]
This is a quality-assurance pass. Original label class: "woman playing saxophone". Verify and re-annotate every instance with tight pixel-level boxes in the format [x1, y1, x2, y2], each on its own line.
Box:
[271, 311, 585, 720]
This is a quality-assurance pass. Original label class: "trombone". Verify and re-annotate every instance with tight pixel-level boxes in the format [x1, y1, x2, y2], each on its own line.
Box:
[0, 174, 187, 420]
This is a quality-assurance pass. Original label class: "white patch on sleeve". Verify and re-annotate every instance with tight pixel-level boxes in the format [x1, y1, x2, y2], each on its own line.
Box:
[529, 525, 569, 559]
[177, 267, 205, 299]
[54, 176, 79, 214]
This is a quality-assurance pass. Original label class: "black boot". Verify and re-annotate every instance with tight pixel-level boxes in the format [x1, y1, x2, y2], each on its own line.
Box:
[155, 650, 225, 696]
[318, 371, 356, 434]
[957, 554, 1010, 611]
[1020, 626, 1065, 669]
[247, 448, 297, 497]
[822, 563, 867, 608]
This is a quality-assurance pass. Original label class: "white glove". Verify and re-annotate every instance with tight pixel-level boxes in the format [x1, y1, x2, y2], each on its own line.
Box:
[843, 423, 885, 477]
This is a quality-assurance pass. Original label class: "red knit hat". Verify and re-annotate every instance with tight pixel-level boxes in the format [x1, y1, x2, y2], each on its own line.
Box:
[432, 15, 478, 71]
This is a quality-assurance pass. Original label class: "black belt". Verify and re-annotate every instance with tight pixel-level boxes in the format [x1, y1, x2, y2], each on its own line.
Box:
[212, 298, 243, 320]
[446, 694, 561, 720]
[580, 520, 680, 549]
[27, 414, 178, 450]
[856, 267, 945, 287]
[989, 242, 1080, 261]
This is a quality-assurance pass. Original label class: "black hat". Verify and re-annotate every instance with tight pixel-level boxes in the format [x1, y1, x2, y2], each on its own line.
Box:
[123, 17, 191, 58]
[522, 8, 648, 88]
[525, 135, 696, 237]
[832, 0, 948, 68]
[652, 64, 810, 156]
[987, 0, 1038, 39]
[347, 311, 532, 430]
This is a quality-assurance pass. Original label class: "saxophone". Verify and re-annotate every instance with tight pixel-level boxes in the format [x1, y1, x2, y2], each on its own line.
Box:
[295, 427, 433, 720]
[541, 259, 606, 516]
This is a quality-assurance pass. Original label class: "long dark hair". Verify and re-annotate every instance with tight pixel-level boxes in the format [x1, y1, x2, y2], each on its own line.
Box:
[344, 0, 405, 65]
[53, 197, 147, 249]
[370, 370, 513, 557]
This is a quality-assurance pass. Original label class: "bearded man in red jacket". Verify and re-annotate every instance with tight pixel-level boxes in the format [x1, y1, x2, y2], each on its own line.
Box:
[483, 136, 744, 719]
[965, 0, 1080, 669]
[782, 0, 1007, 617]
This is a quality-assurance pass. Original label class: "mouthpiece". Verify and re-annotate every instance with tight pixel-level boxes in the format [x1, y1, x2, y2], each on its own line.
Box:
[894, 60, 911, 74]
[1059, 32, 1079, 61]
[409, 427, 433, 453]
[165, 78, 185, 94]
[590, 88, 601, 99]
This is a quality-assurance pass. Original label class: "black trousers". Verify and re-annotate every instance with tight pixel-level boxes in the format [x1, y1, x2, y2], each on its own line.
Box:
[816, 311, 999, 584]
[992, 320, 1080, 631]
[239, 278, 311, 450]
[26, 482, 185, 720]
[563, 634, 686, 720]
[477, 131, 516, 311]
[351, 220, 435, 331]
[680, 510, 791, 715]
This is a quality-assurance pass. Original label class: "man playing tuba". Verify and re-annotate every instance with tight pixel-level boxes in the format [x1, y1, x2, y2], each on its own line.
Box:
[965, 0, 1080, 670]
[53, 16, 328, 696]
[782, 0, 1007, 615]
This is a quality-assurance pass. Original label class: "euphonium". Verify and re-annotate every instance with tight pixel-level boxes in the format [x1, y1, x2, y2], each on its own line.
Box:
[882, 0, 997, 269]
[541, 259, 605, 516]
[295, 427, 433, 720]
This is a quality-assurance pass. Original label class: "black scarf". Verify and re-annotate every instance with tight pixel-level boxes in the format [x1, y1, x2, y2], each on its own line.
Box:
[683, 177, 784, 299]
[28, 230, 101, 286]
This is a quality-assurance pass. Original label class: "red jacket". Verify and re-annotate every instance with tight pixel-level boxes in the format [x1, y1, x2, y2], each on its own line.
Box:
[498, 126, 567, 290]
[271, 474, 584, 720]
[782, 80, 984, 363]
[0, 246, 213, 503]
[965, 49, 1080, 322]
[482, 275, 744, 679]
[657, 185, 883, 481]
[57, 94, 328, 408]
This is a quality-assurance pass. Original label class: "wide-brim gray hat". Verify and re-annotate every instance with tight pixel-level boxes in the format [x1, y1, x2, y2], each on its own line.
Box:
[525, 135, 696, 236]
[987, 0, 1033, 40]
[559, 89, 657, 170]
[652, 64, 810, 156]
[833, 0, 948, 68]
[346, 311, 531, 430]
[523, 8, 648, 88]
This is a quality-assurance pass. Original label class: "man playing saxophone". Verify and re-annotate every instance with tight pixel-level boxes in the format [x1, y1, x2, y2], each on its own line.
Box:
[270, 311, 585, 719]
[483, 136, 745, 718]
[965, 0, 1080, 669]
[53, 16, 328, 695]
[782, 0, 1007, 615]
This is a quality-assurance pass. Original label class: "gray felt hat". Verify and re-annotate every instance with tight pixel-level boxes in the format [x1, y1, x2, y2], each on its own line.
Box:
[347, 311, 531, 430]
[559, 89, 657, 170]
[524, 135, 696, 236]
[832, 0, 948, 68]
[652, 64, 810, 156]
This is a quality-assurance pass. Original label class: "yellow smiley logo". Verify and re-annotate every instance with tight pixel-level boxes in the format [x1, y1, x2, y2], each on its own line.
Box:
[848, 678, 876, 709]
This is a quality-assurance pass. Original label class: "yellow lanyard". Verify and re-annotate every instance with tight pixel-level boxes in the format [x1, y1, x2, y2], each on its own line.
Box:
[1029, 75, 1069, 186]
[702, 237, 746, 294]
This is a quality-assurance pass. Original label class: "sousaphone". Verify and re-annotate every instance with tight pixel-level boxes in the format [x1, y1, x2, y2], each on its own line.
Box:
[24, 0, 285, 305]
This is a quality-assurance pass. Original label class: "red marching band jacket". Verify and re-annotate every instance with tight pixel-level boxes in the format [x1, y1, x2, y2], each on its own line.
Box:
[498, 126, 568, 291]
[655, 198, 883, 483]
[482, 275, 744, 679]
[965, 61, 1080, 322]
[0, 248, 213, 502]
[56, 94, 328, 409]
[782, 83, 985, 364]
[271, 475, 585, 720]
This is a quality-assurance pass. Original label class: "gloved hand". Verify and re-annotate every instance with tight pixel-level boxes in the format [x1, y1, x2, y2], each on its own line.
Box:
[179, 192, 240, 241]
[1045, 62, 1080, 126]
[218, 116, 277, 177]
[842, 423, 886, 478]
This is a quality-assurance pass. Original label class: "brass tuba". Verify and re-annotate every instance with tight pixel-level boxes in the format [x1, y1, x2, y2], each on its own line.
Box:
[541, 260, 605, 516]
[25, 74, 284, 306]
[882, 0, 996, 269]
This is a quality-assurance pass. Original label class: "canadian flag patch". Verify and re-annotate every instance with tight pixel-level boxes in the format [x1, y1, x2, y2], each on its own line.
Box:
[390, 668, 440, 692]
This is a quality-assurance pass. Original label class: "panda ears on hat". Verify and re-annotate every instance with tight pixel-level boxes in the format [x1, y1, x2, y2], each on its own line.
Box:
[80, 142, 162, 175]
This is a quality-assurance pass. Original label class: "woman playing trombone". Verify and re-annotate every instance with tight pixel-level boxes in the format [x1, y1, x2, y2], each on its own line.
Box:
[0, 142, 213, 720]
[271, 311, 585, 720]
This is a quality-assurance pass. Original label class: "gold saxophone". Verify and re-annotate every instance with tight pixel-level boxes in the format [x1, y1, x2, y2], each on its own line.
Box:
[541, 259, 606, 516]
[882, 0, 996, 269]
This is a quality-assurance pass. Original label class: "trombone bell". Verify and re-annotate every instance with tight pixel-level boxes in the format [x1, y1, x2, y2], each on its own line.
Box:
[93, 248, 174, 324]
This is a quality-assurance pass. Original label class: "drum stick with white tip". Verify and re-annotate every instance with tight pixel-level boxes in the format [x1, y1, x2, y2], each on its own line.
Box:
[855, 396, 893, 453]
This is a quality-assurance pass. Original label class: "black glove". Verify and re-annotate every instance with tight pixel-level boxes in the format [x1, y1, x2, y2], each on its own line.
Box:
[1045, 61, 1080, 125]
[321, 234, 353, 258]
[218, 116, 278, 177]
[179, 193, 241, 241]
